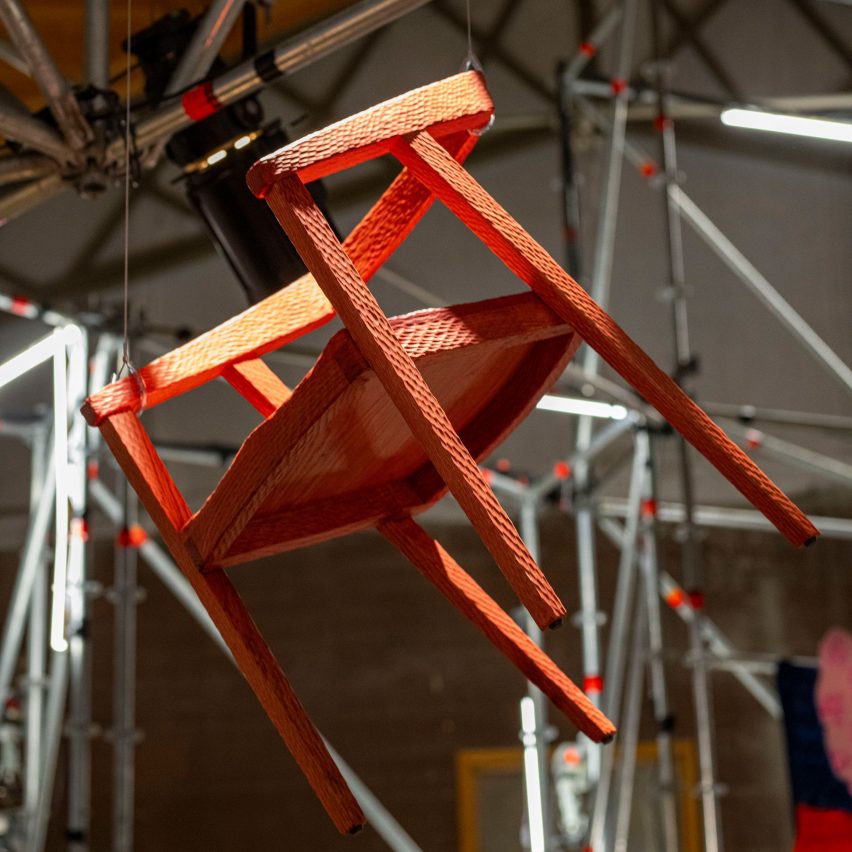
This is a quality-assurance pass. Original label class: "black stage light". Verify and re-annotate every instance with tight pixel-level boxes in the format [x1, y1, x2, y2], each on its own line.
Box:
[128, 9, 337, 305]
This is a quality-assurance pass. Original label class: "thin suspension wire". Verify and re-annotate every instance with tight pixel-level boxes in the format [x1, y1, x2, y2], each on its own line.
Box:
[462, 0, 482, 72]
[120, 0, 133, 377]
[461, 0, 491, 135]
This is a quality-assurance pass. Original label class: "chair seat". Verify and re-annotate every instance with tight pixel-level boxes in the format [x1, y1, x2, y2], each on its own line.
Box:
[187, 292, 578, 568]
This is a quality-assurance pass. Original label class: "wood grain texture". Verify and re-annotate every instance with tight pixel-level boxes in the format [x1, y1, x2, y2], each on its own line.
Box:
[246, 71, 492, 195]
[181, 295, 577, 567]
[264, 174, 566, 630]
[379, 517, 616, 742]
[223, 358, 292, 418]
[96, 412, 364, 834]
[391, 130, 819, 548]
[83, 135, 475, 427]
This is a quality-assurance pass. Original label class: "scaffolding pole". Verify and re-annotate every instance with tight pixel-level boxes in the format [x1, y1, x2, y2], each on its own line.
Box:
[636, 431, 679, 852]
[588, 429, 646, 850]
[111, 481, 139, 852]
[23, 428, 49, 826]
[570, 0, 639, 791]
[0, 0, 92, 151]
[518, 496, 552, 849]
[574, 94, 852, 401]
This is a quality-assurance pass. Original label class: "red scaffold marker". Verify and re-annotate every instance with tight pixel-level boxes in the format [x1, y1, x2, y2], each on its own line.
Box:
[562, 746, 582, 765]
[70, 517, 89, 542]
[579, 41, 596, 57]
[584, 674, 603, 695]
[745, 428, 764, 450]
[9, 295, 30, 316]
[665, 587, 685, 609]
[117, 525, 148, 549]
[553, 460, 571, 481]
[496, 457, 511, 473]
[610, 78, 627, 95]
[653, 114, 670, 133]
[688, 590, 704, 611]
[86, 461, 99, 481]
[641, 498, 657, 518]
[182, 81, 222, 122]
[640, 161, 657, 178]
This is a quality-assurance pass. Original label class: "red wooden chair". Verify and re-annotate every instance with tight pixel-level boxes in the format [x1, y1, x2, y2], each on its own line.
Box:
[83, 71, 816, 834]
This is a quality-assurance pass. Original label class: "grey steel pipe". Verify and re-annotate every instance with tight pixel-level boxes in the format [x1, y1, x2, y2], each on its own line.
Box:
[688, 611, 724, 851]
[597, 514, 783, 723]
[588, 432, 646, 850]
[723, 421, 852, 487]
[611, 598, 646, 852]
[25, 649, 68, 852]
[0, 468, 54, 705]
[111, 482, 139, 852]
[0, 105, 73, 163]
[0, 37, 28, 75]
[583, 0, 639, 374]
[670, 187, 852, 399]
[519, 498, 552, 848]
[597, 498, 852, 540]
[704, 402, 852, 432]
[657, 571, 782, 719]
[84, 0, 110, 90]
[561, 3, 623, 85]
[575, 95, 852, 400]
[325, 744, 422, 852]
[65, 328, 92, 852]
[0, 0, 92, 150]
[164, 0, 248, 97]
[531, 414, 637, 501]
[636, 433, 679, 852]
[570, 0, 640, 790]
[23, 430, 49, 819]
[112, 0, 433, 161]
[0, 172, 67, 224]
[0, 154, 58, 185]
[143, 0, 250, 167]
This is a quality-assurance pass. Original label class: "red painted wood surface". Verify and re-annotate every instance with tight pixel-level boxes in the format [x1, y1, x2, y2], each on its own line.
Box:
[246, 70, 492, 193]
[84, 130, 476, 426]
[379, 517, 615, 742]
[97, 413, 363, 834]
[262, 174, 566, 631]
[390, 129, 818, 548]
[83, 69, 820, 832]
[188, 293, 578, 567]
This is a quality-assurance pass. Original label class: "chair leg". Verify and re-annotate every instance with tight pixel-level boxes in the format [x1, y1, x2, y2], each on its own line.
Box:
[197, 569, 366, 835]
[98, 412, 364, 835]
[264, 174, 565, 632]
[390, 130, 818, 549]
[378, 516, 615, 743]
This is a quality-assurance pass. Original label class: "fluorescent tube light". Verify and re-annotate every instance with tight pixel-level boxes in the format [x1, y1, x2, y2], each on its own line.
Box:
[721, 108, 852, 144]
[537, 394, 628, 420]
[0, 332, 56, 392]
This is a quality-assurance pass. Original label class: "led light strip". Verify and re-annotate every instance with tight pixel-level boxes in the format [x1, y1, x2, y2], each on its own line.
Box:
[721, 108, 852, 144]
[537, 393, 629, 420]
